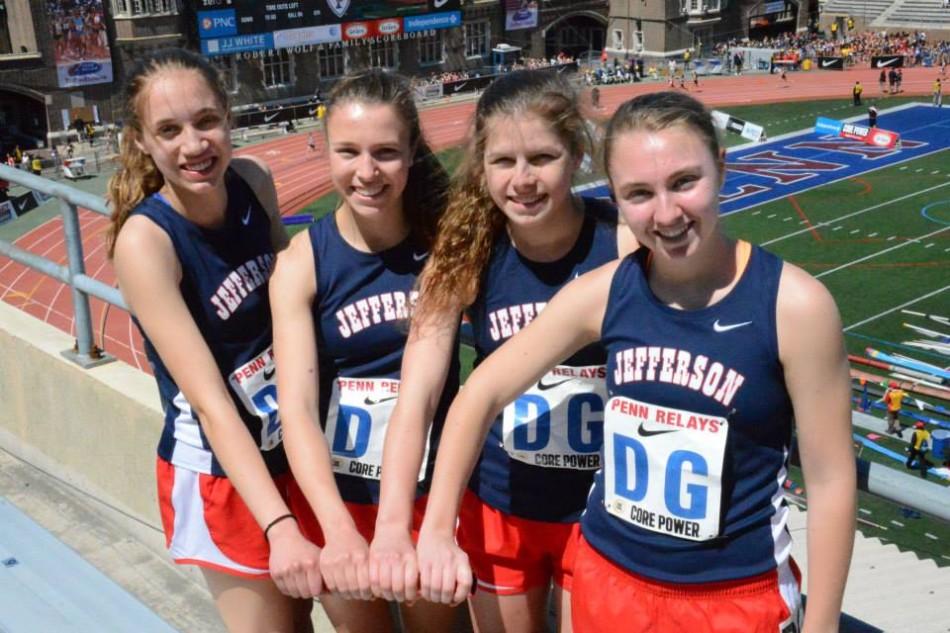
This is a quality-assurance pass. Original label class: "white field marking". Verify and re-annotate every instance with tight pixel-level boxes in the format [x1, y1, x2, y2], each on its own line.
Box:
[767, 213, 777, 218]
[932, 170, 940, 175]
[818, 226, 950, 279]
[925, 533, 939, 540]
[915, 168, 924, 173]
[783, 216, 792, 222]
[925, 243, 935, 248]
[833, 225, 844, 231]
[900, 166, 908, 170]
[887, 235, 897, 241]
[859, 508, 873, 515]
[850, 229, 861, 234]
[752, 210, 761, 215]
[582, 105, 947, 217]
[868, 232, 879, 237]
[890, 520, 905, 527]
[761, 181, 950, 246]
[843, 285, 950, 331]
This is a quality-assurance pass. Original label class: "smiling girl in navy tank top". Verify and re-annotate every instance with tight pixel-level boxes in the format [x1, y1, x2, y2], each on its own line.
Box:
[108, 48, 320, 632]
[269, 69, 461, 633]
[380, 70, 635, 632]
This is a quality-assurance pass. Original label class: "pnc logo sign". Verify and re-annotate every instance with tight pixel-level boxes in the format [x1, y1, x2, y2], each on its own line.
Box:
[198, 10, 237, 37]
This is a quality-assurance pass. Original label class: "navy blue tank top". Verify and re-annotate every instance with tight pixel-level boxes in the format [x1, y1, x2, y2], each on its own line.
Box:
[586, 244, 794, 583]
[466, 199, 619, 522]
[310, 213, 460, 505]
[131, 169, 286, 477]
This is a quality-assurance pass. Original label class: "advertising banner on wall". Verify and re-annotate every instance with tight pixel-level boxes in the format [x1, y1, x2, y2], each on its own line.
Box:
[504, 0, 539, 31]
[199, 0, 462, 55]
[47, 0, 113, 88]
[817, 56, 845, 70]
[198, 0, 460, 35]
[871, 55, 903, 69]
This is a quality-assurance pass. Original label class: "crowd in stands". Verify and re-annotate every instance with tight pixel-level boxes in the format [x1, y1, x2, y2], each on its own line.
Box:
[718, 30, 948, 66]
[410, 70, 476, 89]
[583, 60, 641, 85]
[412, 29, 947, 93]
[410, 53, 575, 89]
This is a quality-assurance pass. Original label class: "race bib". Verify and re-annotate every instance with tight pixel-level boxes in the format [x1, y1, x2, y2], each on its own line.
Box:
[603, 396, 729, 542]
[501, 365, 606, 471]
[324, 377, 430, 482]
[228, 346, 281, 451]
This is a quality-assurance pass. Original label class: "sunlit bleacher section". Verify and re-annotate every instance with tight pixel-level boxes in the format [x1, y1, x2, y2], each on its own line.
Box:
[821, 0, 896, 20]
[875, 0, 950, 28]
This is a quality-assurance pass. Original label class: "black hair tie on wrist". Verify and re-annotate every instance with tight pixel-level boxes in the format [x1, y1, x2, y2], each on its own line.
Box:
[263, 513, 297, 542]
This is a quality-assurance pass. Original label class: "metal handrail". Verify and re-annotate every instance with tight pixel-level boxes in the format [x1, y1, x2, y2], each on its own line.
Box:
[0, 164, 126, 367]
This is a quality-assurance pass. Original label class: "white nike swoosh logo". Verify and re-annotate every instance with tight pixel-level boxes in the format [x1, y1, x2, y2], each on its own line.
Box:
[412, 251, 429, 262]
[821, 60, 837, 67]
[713, 319, 752, 333]
[434, 0, 449, 6]
[17, 199, 29, 210]
[876, 59, 898, 67]
[263, 111, 280, 122]
[241, 205, 252, 225]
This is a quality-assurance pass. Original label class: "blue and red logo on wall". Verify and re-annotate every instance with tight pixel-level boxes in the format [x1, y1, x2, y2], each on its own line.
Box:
[198, 9, 238, 38]
[68, 61, 103, 77]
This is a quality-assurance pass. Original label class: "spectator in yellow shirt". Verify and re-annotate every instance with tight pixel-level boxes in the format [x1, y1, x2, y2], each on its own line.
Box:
[906, 422, 931, 478]
[880, 380, 906, 436]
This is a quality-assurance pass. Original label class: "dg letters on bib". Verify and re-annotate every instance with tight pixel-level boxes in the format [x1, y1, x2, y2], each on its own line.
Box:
[501, 365, 606, 471]
[604, 396, 728, 542]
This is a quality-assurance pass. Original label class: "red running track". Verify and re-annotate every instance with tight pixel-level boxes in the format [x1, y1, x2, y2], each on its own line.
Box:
[0, 66, 940, 371]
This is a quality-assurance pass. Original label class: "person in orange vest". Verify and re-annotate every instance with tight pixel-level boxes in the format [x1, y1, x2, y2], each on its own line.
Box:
[906, 422, 931, 478]
[880, 380, 907, 436]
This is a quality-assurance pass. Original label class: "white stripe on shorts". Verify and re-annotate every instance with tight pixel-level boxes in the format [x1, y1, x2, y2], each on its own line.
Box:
[168, 465, 267, 576]
[776, 558, 803, 632]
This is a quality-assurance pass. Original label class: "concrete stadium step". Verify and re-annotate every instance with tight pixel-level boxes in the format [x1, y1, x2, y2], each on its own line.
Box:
[873, 0, 950, 27]
[789, 505, 950, 632]
[823, 0, 895, 19]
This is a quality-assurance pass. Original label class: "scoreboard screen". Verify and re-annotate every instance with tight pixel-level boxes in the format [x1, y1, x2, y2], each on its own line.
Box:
[198, 0, 459, 36]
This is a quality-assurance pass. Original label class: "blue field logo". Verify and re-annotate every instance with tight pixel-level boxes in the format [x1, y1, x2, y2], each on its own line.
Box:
[581, 104, 948, 216]
[198, 9, 238, 38]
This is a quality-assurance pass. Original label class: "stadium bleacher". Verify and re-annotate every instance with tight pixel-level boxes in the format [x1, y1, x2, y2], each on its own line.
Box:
[876, 0, 950, 27]
[822, 0, 895, 20]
